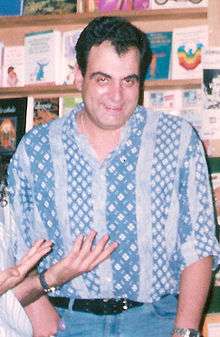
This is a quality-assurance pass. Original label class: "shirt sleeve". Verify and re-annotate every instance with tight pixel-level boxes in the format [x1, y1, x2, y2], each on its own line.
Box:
[0, 290, 32, 337]
[173, 126, 220, 274]
[7, 138, 35, 262]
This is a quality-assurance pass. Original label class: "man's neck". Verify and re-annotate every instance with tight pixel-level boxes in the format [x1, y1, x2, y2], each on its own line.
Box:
[77, 112, 121, 162]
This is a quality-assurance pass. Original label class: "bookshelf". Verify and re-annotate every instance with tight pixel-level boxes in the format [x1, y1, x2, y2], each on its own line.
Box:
[1, 3, 220, 337]
[0, 6, 210, 98]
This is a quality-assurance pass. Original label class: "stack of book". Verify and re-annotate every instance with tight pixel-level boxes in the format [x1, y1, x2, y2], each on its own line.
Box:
[0, 28, 80, 87]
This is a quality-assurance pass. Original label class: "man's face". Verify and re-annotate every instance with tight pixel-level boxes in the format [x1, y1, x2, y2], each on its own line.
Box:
[75, 41, 140, 131]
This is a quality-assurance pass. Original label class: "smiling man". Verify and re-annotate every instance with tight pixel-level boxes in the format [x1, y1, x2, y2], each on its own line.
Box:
[7, 16, 220, 337]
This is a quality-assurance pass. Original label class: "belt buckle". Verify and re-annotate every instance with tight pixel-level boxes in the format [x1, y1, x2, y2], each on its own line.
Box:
[102, 298, 128, 314]
[114, 298, 128, 314]
[122, 299, 128, 310]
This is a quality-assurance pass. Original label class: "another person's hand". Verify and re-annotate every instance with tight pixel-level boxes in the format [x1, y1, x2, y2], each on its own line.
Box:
[0, 239, 52, 295]
[25, 296, 62, 337]
[26, 231, 117, 337]
[45, 230, 118, 288]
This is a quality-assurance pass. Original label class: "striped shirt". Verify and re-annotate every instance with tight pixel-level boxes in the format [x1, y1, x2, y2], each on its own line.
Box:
[8, 103, 220, 303]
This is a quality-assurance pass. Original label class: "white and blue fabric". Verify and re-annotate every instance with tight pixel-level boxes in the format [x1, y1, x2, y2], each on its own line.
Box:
[0, 205, 33, 337]
[8, 103, 220, 304]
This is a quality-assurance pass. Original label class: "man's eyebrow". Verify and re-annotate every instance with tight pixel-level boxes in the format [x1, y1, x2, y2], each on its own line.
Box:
[90, 72, 111, 79]
[124, 74, 140, 81]
[89, 72, 140, 81]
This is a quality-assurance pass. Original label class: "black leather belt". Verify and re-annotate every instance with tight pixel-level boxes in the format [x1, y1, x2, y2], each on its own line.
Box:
[49, 296, 144, 315]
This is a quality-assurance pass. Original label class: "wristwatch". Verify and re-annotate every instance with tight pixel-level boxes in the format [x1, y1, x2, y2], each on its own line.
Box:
[172, 327, 200, 337]
[38, 269, 58, 294]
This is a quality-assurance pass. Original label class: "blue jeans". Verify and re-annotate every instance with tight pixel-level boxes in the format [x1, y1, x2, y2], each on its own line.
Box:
[57, 295, 177, 337]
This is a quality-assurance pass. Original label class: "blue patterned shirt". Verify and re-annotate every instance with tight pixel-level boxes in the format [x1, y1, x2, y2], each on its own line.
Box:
[7, 104, 220, 303]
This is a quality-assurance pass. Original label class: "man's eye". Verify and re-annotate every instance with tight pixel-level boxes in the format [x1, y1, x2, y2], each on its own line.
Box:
[96, 77, 108, 84]
[122, 78, 137, 87]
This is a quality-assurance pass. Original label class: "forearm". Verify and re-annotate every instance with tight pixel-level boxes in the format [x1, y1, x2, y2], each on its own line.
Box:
[13, 270, 44, 307]
[24, 296, 61, 337]
[13, 268, 60, 306]
[175, 256, 212, 330]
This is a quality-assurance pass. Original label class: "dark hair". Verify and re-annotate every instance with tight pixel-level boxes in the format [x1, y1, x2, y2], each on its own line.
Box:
[75, 16, 152, 83]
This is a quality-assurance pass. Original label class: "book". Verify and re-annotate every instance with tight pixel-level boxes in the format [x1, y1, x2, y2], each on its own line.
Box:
[211, 172, 220, 227]
[201, 48, 220, 158]
[0, 97, 27, 159]
[26, 96, 61, 131]
[202, 313, 220, 337]
[144, 88, 203, 136]
[61, 29, 82, 85]
[60, 94, 83, 116]
[0, 0, 23, 16]
[202, 106, 220, 157]
[24, 30, 62, 85]
[84, 0, 97, 12]
[151, 0, 208, 10]
[144, 89, 179, 114]
[2, 45, 25, 87]
[179, 88, 203, 136]
[145, 31, 172, 80]
[0, 42, 4, 87]
[171, 25, 208, 80]
[97, 0, 150, 11]
[22, 0, 77, 15]
[202, 48, 220, 109]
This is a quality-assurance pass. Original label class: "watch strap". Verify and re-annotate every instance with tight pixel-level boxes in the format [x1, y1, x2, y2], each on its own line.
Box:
[39, 269, 58, 294]
[172, 327, 200, 337]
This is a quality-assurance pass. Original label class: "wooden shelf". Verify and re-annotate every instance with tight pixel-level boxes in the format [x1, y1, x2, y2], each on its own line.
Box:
[0, 79, 201, 98]
[0, 7, 207, 28]
[144, 78, 201, 90]
[0, 84, 77, 98]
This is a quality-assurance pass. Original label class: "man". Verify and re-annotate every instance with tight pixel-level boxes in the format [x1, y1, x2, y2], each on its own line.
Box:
[8, 16, 220, 337]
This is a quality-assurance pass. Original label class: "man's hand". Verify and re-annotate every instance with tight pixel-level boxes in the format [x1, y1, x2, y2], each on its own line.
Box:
[45, 229, 118, 287]
[0, 239, 52, 295]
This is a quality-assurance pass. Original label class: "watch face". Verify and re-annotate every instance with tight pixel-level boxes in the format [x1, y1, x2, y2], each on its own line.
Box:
[189, 332, 200, 337]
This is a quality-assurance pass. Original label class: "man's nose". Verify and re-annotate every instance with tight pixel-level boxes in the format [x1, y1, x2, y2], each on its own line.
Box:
[110, 82, 123, 102]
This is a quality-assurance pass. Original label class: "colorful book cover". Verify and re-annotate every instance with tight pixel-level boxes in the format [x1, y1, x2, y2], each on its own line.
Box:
[151, 0, 208, 10]
[0, 42, 4, 87]
[24, 30, 62, 85]
[26, 96, 61, 131]
[62, 29, 82, 85]
[60, 94, 83, 116]
[171, 25, 208, 80]
[22, 0, 77, 15]
[2, 45, 25, 87]
[145, 31, 172, 80]
[0, 0, 23, 16]
[0, 97, 27, 159]
[98, 0, 150, 11]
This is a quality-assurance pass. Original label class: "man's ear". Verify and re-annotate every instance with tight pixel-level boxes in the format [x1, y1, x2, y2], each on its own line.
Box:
[74, 64, 84, 91]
